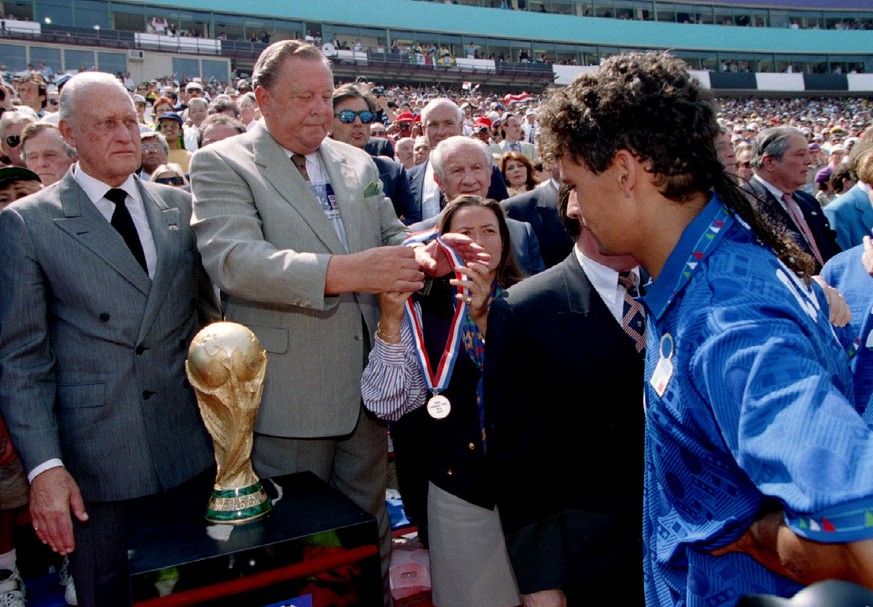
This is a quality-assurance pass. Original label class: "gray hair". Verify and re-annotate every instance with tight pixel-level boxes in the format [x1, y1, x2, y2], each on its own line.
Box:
[252, 40, 330, 91]
[58, 72, 131, 125]
[0, 110, 36, 138]
[20, 122, 76, 159]
[430, 136, 490, 182]
[187, 97, 208, 110]
[420, 98, 463, 128]
[141, 131, 169, 154]
[751, 126, 806, 169]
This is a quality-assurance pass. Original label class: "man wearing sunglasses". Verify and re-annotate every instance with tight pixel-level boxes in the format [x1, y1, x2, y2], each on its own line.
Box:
[330, 83, 417, 224]
[190, 41, 486, 605]
[0, 72, 219, 606]
[0, 111, 36, 169]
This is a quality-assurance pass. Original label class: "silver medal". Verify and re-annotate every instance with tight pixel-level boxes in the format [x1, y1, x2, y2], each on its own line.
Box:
[427, 394, 451, 419]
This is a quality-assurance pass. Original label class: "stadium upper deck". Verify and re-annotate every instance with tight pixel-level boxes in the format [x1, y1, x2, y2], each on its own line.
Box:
[0, 0, 871, 94]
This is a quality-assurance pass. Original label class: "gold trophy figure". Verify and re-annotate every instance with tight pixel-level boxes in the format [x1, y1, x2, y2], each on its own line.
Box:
[186, 321, 272, 524]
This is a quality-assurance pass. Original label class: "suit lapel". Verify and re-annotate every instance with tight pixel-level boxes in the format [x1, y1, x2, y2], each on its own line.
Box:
[53, 174, 151, 295]
[557, 255, 593, 316]
[251, 125, 344, 254]
[136, 180, 181, 341]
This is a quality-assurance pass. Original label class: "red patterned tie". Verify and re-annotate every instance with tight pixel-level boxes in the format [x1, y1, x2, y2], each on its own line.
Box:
[291, 154, 310, 182]
[618, 271, 646, 355]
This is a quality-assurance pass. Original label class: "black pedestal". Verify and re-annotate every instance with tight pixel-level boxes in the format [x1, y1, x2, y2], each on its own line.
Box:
[128, 471, 382, 606]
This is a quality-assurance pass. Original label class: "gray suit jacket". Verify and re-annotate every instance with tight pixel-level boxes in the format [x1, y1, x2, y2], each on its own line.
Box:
[823, 183, 873, 251]
[0, 171, 216, 502]
[190, 126, 408, 438]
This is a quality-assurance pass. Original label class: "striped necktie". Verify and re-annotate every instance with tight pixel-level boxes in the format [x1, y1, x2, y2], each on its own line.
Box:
[618, 271, 646, 355]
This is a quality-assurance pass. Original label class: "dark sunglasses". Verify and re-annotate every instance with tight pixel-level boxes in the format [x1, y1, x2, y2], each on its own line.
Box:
[155, 176, 185, 185]
[335, 110, 375, 124]
[5, 135, 20, 147]
[398, 122, 411, 129]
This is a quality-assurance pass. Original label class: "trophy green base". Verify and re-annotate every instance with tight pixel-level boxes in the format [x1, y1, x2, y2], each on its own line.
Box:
[205, 481, 272, 524]
[128, 472, 384, 605]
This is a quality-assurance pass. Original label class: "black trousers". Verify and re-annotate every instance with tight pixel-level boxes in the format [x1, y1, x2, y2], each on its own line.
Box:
[69, 467, 214, 607]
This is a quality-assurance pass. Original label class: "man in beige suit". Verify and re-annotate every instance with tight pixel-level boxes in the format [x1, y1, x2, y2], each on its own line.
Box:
[189, 41, 476, 603]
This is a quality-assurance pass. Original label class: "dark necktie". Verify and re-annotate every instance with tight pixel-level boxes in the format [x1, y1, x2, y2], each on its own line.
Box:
[618, 271, 646, 355]
[105, 188, 147, 273]
[291, 154, 310, 182]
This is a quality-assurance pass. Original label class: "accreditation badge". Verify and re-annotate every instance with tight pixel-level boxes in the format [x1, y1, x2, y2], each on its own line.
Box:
[650, 333, 674, 397]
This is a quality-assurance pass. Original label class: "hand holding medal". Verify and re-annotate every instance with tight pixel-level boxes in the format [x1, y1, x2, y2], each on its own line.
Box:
[402, 233, 470, 420]
[450, 261, 492, 334]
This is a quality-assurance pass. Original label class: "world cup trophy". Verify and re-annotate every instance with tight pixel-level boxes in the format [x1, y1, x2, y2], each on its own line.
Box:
[186, 322, 272, 524]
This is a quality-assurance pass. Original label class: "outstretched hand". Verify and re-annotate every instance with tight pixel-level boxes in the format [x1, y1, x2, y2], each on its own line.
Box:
[414, 232, 490, 277]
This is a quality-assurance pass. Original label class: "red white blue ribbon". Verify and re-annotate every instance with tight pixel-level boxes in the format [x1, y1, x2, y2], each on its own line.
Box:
[402, 228, 468, 396]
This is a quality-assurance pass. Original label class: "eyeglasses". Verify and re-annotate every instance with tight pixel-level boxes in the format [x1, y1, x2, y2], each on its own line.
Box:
[398, 122, 411, 129]
[5, 135, 20, 147]
[335, 110, 375, 124]
[141, 144, 164, 153]
[155, 176, 185, 185]
[737, 161, 752, 168]
[48, 99, 59, 106]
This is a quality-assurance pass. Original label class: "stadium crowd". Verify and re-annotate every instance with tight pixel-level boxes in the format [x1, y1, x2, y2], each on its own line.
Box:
[0, 49, 872, 607]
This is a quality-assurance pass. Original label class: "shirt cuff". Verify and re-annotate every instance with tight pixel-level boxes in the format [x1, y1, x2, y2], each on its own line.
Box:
[28, 459, 64, 483]
[371, 334, 409, 363]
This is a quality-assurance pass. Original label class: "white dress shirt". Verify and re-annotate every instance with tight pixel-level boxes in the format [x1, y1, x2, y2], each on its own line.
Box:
[574, 245, 641, 326]
[75, 165, 158, 279]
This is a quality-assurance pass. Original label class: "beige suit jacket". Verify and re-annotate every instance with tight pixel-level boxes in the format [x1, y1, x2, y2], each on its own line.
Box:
[190, 125, 408, 437]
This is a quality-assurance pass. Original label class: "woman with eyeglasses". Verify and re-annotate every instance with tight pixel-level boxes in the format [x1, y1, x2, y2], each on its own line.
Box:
[149, 162, 188, 188]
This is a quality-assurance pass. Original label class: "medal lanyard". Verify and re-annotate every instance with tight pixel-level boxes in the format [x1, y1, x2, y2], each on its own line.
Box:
[401, 230, 468, 396]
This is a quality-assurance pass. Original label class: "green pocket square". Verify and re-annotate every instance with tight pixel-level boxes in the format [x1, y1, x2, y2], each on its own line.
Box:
[363, 181, 381, 197]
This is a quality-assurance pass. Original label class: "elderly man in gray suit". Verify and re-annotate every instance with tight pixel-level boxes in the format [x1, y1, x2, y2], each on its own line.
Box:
[189, 40, 480, 603]
[0, 72, 218, 606]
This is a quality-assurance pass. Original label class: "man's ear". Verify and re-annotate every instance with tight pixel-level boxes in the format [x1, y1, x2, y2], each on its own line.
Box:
[613, 149, 638, 197]
[58, 119, 75, 147]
